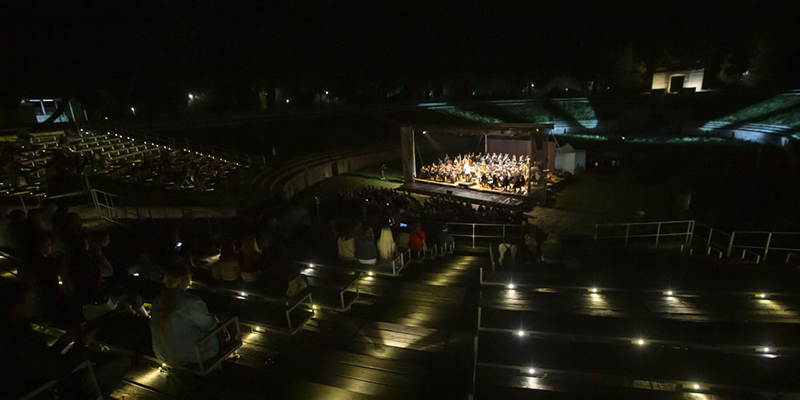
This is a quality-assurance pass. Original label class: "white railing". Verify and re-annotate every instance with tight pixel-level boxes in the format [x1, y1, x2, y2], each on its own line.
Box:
[726, 231, 800, 263]
[442, 222, 526, 248]
[91, 189, 125, 223]
[594, 220, 694, 247]
[594, 219, 800, 265]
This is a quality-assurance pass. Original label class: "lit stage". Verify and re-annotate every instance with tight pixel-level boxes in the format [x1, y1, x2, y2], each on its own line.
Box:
[400, 181, 531, 208]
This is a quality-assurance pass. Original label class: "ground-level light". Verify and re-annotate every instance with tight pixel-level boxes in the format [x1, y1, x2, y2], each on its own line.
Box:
[312, 304, 318, 310]
[255, 326, 261, 331]
[666, 290, 673, 296]
[368, 271, 374, 276]
[507, 284, 515, 289]
[693, 384, 700, 390]
[517, 330, 525, 337]
[528, 368, 535, 374]
[590, 287, 598, 293]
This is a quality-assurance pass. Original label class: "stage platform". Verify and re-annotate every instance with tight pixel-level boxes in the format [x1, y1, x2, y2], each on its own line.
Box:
[400, 180, 529, 208]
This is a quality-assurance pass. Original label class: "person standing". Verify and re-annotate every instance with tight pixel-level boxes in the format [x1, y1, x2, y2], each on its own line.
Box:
[380, 164, 387, 180]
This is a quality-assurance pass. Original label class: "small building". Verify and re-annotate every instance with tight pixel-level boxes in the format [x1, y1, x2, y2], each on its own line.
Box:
[555, 143, 586, 174]
[651, 68, 705, 93]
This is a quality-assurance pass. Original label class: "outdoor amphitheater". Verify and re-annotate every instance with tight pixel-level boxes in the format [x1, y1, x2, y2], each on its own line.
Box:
[4, 90, 800, 400]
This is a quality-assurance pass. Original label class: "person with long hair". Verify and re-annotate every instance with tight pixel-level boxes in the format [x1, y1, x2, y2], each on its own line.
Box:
[239, 235, 262, 282]
[377, 226, 397, 260]
[354, 226, 378, 265]
[150, 264, 220, 366]
[212, 237, 240, 281]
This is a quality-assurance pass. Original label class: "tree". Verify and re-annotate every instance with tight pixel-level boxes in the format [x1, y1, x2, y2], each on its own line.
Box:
[614, 44, 647, 92]
[717, 52, 745, 85]
[744, 36, 780, 88]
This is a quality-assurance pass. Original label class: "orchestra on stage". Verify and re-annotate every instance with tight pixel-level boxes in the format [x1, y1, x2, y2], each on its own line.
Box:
[418, 152, 543, 195]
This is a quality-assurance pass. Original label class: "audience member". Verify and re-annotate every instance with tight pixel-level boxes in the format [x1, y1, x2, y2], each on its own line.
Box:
[498, 241, 518, 267]
[540, 232, 563, 265]
[354, 226, 378, 265]
[409, 222, 427, 255]
[337, 221, 359, 262]
[377, 226, 398, 260]
[437, 225, 455, 251]
[150, 265, 228, 367]
[89, 232, 114, 278]
[212, 238, 240, 281]
[239, 235, 262, 282]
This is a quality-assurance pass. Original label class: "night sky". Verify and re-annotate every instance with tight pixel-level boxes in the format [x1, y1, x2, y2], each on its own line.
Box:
[6, 0, 800, 114]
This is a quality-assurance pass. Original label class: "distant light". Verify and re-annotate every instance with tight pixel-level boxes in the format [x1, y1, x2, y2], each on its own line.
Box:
[309, 264, 314, 268]
[240, 292, 247, 297]
[133, 272, 140, 277]
[693, 384, 699, 390]
[285, 99, 290, 103]
[760, 293, 767, 299]
[517, 330, 525, 337]
[104, 117, 108, 120]
[763, 347, 770, 353]
[666, 290, 673, 296]
[368, 271, 374, 276]
[325, 91, 329, 95]
[621, 136, 626, 140]
[422, 131, 428, 134]
[527, 368, 535, 374]
[590, 288, 598, 293]
[507, 284, 515, 290]
[637, 339, 645, 345]
[312, 304, 317, 310]
[188, 93, 194, 100]
[162, 363, 167, 368]
[255, 326, 261, 331]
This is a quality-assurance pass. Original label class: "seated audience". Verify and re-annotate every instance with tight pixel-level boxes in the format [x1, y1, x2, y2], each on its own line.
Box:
[0, 280, 130, 399]
[355, 226, 378, 265]
[150, 265, 228, 367]
[498, 241, 518, 267]
[409, 222, 427, 255]
[377, 226, 398, 260]
[438, 225, 455, 251]
[89, 232, 114, 278]
[239, 235, 262, 282]
[540, 232, 563, 265]
[212, 238, 240, 281]
[337, 222, 359, 261]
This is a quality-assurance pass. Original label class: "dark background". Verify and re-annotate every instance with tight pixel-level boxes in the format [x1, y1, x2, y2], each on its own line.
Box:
[5, 0, 800, 118]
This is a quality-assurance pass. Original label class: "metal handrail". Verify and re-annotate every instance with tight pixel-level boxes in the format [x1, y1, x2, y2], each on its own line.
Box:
[442, 222, 526, 248]
[593, 220, 694, 247]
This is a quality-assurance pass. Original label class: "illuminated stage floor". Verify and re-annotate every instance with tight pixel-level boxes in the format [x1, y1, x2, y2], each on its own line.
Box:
[400, 180, 530, 208]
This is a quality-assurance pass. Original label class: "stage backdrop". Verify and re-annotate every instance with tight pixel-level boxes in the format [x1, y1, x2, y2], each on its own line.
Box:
[487, 137, 555, 170]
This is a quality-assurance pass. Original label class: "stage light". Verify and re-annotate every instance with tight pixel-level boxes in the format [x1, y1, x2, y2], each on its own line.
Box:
[590, 287, 598, 293]
[528, 368, 535, 374]
[517, 330, 525, 337]
[759, 293, 767, 299]
[312, 304, 317, 310]
[763, 347, 770, 353]
[368, 271, 374, 276]
[507, 284, 515, 289]
[255, 326, 261, 331]
[666, 290, 673, 296]
[309, 264, 314, 268]
[693, 384, 699, 390]
[637, 339, 645, 345]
